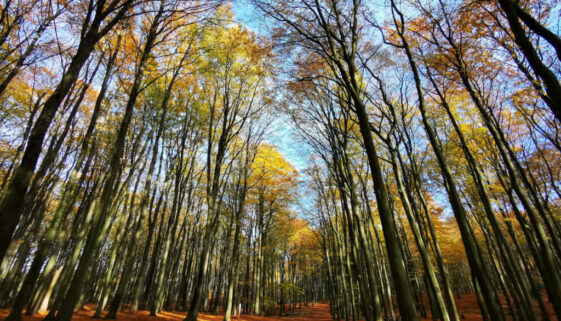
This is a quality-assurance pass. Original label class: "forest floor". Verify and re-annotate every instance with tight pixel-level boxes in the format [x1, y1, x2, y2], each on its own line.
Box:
[0, 295, 557, 321]
[419, 292, 557, 321]
[0, 303, 332, 321]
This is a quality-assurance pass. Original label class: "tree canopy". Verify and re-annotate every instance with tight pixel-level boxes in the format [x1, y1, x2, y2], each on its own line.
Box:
[0, 0, 560, 321]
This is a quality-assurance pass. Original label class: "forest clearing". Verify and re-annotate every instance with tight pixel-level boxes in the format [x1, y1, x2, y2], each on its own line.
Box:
[1, 0, 561, 320]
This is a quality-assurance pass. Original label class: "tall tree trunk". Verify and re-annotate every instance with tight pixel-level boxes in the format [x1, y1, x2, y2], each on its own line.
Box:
[0, 0, 133, 260]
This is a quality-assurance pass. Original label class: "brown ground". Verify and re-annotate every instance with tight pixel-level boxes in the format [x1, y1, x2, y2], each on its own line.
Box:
[419, 293, 557, 321]
[0, 303, 332, 321]
[0, 295, 556, 321]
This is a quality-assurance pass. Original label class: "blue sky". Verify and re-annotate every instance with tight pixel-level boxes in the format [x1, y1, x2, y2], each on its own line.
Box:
[233, 0, 310, 173]
[232, 0, 263, 32]
[232, 0, 316, 218]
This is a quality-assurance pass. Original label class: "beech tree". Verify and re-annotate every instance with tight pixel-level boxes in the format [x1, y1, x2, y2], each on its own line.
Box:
[0, 0, 560, 321]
